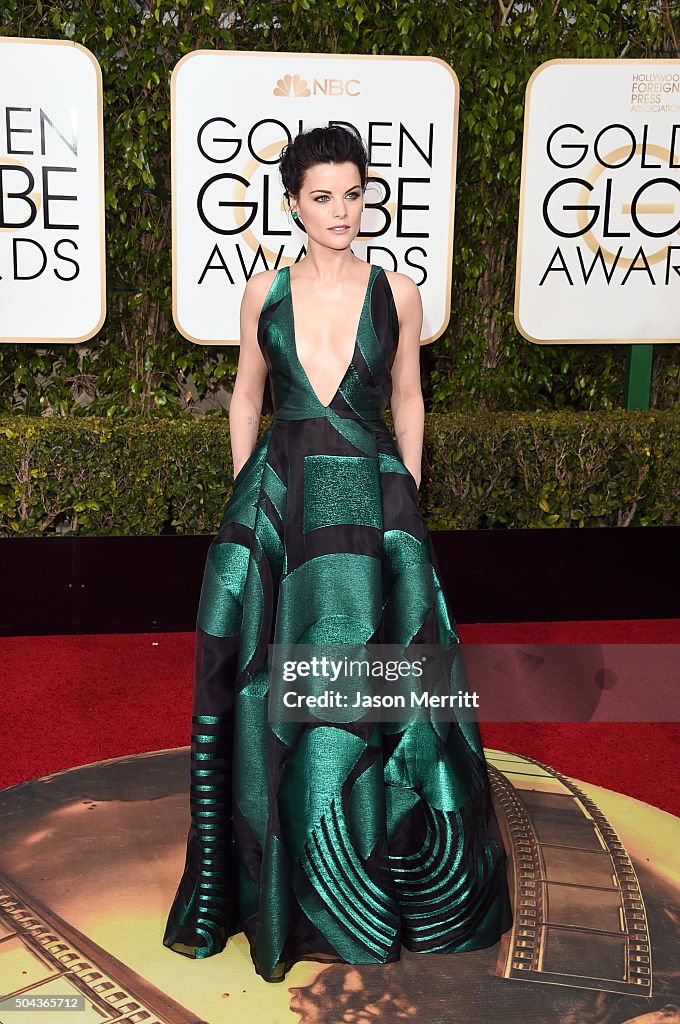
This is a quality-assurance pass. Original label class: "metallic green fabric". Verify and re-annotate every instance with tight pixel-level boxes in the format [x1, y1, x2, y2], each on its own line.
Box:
[163, 264, 513, 982]
[303, 454, 382, 532]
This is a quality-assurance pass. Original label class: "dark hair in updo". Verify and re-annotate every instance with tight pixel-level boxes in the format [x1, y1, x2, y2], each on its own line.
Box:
[279, 125, 368, 203]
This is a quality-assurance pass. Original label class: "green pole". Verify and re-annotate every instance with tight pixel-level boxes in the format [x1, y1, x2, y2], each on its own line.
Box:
[624, 344, 653, 410]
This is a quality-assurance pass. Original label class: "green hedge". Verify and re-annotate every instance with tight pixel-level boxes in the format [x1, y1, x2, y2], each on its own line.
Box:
[0, 0, 678, 416]
[1, 412, 677, 536]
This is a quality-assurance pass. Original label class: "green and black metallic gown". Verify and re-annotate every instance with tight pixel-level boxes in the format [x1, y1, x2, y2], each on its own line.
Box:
[163, 263, 513, 983]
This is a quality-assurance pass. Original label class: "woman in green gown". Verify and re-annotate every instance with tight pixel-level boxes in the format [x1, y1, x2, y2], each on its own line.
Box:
[163, 124, 513, 983]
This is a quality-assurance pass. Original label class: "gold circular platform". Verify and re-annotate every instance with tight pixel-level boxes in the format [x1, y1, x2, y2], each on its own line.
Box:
[0, 749, 678, 1023]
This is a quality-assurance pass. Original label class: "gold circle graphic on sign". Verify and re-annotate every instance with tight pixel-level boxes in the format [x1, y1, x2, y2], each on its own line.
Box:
[0, 155, 43, 234]
[577, 143, 680, 267]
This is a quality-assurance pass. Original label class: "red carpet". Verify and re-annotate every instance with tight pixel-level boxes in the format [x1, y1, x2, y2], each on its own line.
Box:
[3, 619, 679, 815]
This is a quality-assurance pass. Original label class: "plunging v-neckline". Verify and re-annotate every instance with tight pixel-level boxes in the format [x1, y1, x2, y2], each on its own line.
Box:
[286, 263, 375, 409]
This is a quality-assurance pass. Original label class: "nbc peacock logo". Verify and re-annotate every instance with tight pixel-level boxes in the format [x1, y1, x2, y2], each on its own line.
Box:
[273, 74, 311, 97]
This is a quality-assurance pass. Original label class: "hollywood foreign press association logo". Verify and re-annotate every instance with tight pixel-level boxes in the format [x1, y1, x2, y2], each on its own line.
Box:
[273, 73, 360, 97]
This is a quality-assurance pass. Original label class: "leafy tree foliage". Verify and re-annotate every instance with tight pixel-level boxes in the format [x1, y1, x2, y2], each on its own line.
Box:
[0, 0, 678, 417]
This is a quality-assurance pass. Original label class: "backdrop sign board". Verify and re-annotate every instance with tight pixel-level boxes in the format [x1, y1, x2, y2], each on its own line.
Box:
[0, 37, 106, 345]
[516, 59, 680, 345]
[171, 50, 459, 346]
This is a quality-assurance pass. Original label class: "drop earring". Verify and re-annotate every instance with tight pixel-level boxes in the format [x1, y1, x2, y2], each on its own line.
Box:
[291, 210, 306, 232]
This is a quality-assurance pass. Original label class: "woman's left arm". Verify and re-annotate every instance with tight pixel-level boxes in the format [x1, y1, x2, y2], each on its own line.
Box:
[388, 273, 424, 489]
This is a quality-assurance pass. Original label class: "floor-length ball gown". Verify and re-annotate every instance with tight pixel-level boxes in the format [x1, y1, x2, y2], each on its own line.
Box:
[163, 263, 513, 983]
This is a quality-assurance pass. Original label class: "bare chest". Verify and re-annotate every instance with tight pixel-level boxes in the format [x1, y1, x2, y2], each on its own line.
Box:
[291, 284, 368, 404]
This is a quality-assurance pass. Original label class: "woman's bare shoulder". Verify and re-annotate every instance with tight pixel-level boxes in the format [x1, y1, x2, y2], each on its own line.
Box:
[383, 269, 422, 316]
[243, 268, 279, 300]
[241, 267, 280, 318]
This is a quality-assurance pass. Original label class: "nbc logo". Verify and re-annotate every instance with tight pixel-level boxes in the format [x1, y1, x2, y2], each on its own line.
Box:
[273, 73, 360, 97]
[273, 74, 311, 97]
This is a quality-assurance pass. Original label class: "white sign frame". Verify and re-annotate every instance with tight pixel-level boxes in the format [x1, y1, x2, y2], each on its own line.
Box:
[171, 49, 459, 347]
[0, 37, 106, 345]
[516, 58, 680, 345]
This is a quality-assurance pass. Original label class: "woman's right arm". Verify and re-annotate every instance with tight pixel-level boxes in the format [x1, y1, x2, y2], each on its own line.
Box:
[229, 272, 274, 480]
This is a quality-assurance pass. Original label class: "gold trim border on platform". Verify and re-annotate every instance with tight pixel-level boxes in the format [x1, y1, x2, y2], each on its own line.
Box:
[487, 749, 652, 998]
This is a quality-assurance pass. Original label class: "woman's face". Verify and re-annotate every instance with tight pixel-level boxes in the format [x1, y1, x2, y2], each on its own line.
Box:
[290, 161, 364, 250]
